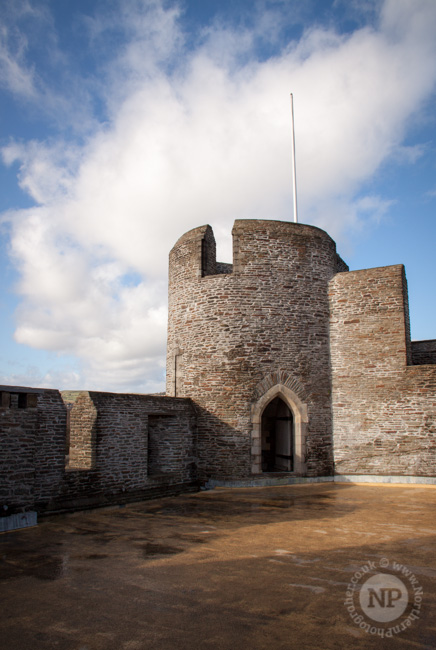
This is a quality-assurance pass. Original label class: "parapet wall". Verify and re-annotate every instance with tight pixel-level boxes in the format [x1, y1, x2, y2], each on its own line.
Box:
[412, 340, 436, 365]
[329, 266, 436, 476]
[0, 387, 197, 515]
[0, 387, 66, 513]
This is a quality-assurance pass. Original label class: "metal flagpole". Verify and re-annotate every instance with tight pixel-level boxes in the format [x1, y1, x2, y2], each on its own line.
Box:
[290, 93, 298, 223]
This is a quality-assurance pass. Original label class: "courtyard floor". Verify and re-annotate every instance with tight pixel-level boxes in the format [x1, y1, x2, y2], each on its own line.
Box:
[1, 483, 436, 650]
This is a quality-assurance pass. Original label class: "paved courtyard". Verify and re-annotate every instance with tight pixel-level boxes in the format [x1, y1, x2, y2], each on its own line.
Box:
[1, 483, 436, 650]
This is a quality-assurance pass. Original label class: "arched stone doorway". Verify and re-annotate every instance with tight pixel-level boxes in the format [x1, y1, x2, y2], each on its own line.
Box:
[261, 397, 293, 472]
[251, 384, 308, 476]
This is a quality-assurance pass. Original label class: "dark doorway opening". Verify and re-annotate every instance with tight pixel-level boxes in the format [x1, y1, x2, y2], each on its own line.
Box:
[261, 397, 293, 472]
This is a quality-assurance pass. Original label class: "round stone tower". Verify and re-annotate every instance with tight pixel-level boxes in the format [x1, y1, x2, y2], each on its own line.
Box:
[166, 220, 348, 480]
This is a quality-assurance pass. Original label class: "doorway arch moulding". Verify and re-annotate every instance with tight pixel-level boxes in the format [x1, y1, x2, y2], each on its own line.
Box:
[251, 383, 308, 476]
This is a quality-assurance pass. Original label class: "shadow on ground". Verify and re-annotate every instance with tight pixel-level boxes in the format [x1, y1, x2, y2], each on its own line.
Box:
[1, 483, 435, 650]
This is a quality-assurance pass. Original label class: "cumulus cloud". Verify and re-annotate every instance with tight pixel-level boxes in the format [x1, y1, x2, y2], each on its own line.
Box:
[1, 0, 436, 391]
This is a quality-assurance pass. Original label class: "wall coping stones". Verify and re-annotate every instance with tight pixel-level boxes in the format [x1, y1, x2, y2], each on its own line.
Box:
[0, 385, 46, 394]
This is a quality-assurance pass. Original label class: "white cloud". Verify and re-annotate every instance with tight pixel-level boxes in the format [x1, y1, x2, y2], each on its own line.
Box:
[0, 0, 100, 134]
[0, 23, 37, 99]
[2, 0, 436, 391]
[0, 364, 82, 391]
[2, 141, 79, 204]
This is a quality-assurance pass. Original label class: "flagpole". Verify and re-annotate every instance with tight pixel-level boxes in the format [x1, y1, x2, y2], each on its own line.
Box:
[290, 93, 298, 223]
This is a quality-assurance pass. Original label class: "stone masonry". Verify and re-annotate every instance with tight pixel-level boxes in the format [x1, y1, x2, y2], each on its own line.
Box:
[1, 218, 435, 519]
[167, 220, 436, 482]
[1, 389, 196, 515]
[167, 220, 349, 480]
[329, 265, 436, 475]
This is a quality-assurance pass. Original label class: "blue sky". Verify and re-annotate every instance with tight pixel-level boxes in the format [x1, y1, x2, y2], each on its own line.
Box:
[0, 0, 435, 393]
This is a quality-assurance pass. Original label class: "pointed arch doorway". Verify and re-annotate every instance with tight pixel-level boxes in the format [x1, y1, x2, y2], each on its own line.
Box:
[261, 397, 293, 472]
[251, 384, 308, 476]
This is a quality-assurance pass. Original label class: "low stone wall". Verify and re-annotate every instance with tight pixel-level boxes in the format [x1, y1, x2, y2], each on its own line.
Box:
[0, 386, 197, 515]
[0, 387, 41, 513]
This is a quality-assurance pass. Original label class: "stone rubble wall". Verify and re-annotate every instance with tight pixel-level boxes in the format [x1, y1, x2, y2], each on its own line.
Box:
[0, 387, 197, 514]
[0, 387, 67, 513]
[67, 391, 97, 469]
[412, 339, 436, 365]
[167, 220, 348, 479]
[329, 265, 436, 476]
[0, 388, 41, 512]
[33, 389, 69, 508]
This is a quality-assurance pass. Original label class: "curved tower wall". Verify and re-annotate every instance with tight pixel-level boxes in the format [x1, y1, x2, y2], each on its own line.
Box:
[167, 220, 348, 479]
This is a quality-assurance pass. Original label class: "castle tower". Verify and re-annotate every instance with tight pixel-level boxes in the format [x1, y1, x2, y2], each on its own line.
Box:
[167, 220, 348, 480]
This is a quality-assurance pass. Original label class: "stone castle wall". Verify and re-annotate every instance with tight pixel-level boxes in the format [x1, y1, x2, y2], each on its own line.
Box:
[412, 340, 436, 365]
[0, 387, 66, 513]
[0, 388, 41, 513]
[167, 220, 348, 479]
[329, 266, 436, 475]
[2, 219, 435, 520]
[0, 388, 197, 515]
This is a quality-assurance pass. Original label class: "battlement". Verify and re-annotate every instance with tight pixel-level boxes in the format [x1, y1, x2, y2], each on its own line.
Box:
[231, 219, 348, 275]
[169, 219, 348, 281]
